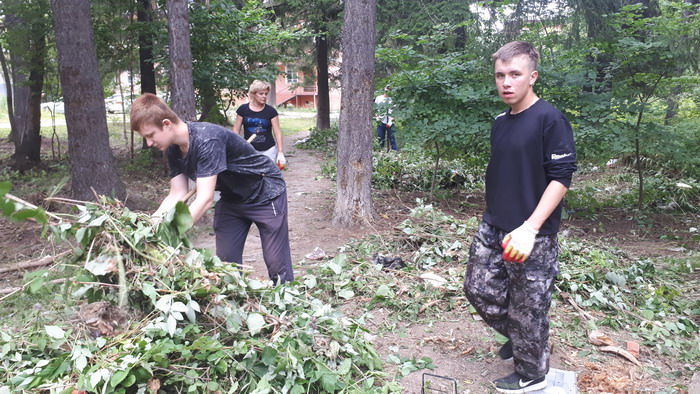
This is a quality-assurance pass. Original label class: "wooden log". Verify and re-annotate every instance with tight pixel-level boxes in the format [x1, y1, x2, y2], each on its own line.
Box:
[0, 250, 71, 274]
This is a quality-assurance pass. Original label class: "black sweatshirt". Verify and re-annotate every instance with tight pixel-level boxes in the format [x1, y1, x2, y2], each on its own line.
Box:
[483, 99, 577, 235]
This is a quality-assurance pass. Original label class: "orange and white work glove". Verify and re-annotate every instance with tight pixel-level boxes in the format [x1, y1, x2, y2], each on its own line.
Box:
[502, 221, 538, 263]
[276, 151, 286, 170]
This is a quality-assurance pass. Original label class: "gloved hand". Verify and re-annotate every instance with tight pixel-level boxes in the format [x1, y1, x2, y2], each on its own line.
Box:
[502, 221, 538, 263]
[276, 151, 286, 170]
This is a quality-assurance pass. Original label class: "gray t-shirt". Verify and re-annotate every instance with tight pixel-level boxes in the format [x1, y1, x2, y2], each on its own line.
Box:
[167, 122, 286, 204]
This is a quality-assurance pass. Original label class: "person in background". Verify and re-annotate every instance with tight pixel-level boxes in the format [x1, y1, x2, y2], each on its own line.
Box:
[374, 84, 397, 151]
[462, 41, 577, 393]
[233, 80, 286, 170]
[131, 93, 294, 284]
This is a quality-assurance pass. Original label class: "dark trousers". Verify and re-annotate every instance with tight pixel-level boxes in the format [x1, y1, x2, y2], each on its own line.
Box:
[377, 122, 397, 151]
[463, 221, 559, 380]
[213, 191, 294, 284]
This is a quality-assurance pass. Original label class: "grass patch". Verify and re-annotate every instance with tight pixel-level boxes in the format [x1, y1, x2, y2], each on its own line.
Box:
[280, 116, 316, 135]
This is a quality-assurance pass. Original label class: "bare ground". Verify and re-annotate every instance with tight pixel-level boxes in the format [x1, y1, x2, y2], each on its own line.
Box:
[1, 130, 698, 393]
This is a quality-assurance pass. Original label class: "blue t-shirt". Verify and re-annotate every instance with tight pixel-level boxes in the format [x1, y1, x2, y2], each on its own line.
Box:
[167, 122, 286, 204]
[236, 103, 279, 151]
[483, 99, 577, 235]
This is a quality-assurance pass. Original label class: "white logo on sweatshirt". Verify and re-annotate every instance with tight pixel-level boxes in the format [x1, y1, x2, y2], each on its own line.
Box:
[551, 153, 572, 160]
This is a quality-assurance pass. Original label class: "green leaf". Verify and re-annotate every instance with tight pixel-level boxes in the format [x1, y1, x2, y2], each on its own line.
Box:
[142, 282, 157, 305]
[88, 215, 108, 227]
[45, 325, 65, 339]
[173, 202, 193, 235]
[337, 358, 352, 375]
[304, 275, 317, 289]
[0, 181, 10, 197]
[375, 284, 393, 298]
[109, 369, 129, 387]
[327, 262, 342, 275]
[247, 313, 265, 335]
[261, 346, 278, 366]
[25, 269, 49, 294]
[337, 289, 354, 299]
[122, 373, 136, 387]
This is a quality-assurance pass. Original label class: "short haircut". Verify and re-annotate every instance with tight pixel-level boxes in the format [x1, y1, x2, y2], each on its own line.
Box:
[130, 93, 181, 132]
[492, 41, 540, 71]
[248, 80, 271, 99]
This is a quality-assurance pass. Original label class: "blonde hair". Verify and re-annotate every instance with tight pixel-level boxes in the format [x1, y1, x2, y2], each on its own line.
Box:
[130, 93, 181, 132]
[492, 41, 540, 71]
[248, 80, 271, 100]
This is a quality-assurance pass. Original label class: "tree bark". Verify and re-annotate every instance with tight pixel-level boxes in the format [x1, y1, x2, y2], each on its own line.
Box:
[6, 7, 47, 171]
[315, 35, 331, 130]
[0, 44, 17, 144]
[332, 0, 376, 228]
[12, 35, 45, 168]
[167, 0, 197, 121]
[51, 0, 126, 201]
[138, 0, 158, 151]
[138, 0, 157, 96]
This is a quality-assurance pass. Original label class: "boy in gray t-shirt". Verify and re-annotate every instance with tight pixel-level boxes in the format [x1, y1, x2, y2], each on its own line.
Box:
[131, 93, 293, 284]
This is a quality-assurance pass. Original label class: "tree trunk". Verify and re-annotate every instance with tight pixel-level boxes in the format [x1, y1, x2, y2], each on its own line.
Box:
[167, 0, 197, 121]
[332, 0, 376, 228]
[9, 51, 27, 146]
[0, 44, 17, 144]
[198, 86, 218, 122]
[315, 35, 331, 130]
[138, 0, 157, 96]
[634, 106, 645, 211]
[51, 0, 126, 201]
[8, 23, 46, 170]
[138, 0, 158, 151]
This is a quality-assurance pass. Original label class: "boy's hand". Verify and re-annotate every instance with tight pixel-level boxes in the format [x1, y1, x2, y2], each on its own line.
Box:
[276, 152, 286, 170]
[501, 221, 538, 263]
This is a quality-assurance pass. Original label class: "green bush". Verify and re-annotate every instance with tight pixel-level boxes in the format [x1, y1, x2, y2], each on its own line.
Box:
[295, 124, 339, 154]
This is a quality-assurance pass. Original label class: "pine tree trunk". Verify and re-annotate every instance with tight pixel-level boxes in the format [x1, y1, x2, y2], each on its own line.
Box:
[332, 0, 376, 228]
[315, 35, 331, 130]
[0, 44, 17, 144]
[51, 0, 126, 201]
[138, 0, 157, 95]
[167, 0, 197, 121]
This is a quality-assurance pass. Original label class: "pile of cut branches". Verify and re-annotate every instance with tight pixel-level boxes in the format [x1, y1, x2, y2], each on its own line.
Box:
[0, 184, 399, 393]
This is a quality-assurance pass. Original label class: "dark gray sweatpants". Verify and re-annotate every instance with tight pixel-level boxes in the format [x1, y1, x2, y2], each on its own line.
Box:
[213, 191, 294, 284]
[463, 221, 559, 380]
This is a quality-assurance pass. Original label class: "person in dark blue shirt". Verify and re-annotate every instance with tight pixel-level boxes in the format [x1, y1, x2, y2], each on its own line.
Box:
[463, 41, 577, 393]
[131, 93, 293, 284]
[233, 80, 286, 169]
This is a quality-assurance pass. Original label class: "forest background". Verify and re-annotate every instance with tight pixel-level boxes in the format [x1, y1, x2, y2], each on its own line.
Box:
[0, 0, 699, 393]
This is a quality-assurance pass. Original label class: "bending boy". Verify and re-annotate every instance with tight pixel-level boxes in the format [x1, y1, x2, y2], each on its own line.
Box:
[131, 93, 294, 284]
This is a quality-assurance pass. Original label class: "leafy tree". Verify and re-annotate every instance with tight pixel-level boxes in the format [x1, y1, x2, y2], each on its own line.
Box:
[604, 1, 700, 209]
[188, 0, 300, 124]
[375, 26, 500, 198]
[51, 0, 126, 200]
[273, 0, 343, 130]
[332, 0, 376, 227]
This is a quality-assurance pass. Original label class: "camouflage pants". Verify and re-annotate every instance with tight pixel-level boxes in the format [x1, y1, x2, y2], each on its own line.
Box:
[463, 221, 559, 380]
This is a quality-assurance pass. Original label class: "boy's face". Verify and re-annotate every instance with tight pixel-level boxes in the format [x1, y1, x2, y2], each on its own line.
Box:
[137, 119, 174, 151]
[494, 54, 538, 112]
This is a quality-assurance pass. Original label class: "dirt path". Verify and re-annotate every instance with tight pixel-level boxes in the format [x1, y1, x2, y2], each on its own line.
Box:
[193, 131, 356, 280]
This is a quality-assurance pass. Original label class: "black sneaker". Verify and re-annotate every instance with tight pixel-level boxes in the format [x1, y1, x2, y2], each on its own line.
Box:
[498, 340, 513, 361]
[493, 371, 546, 393]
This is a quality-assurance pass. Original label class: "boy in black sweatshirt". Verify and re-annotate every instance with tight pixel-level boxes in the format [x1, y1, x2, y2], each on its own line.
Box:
[463, 41, 577, 393]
